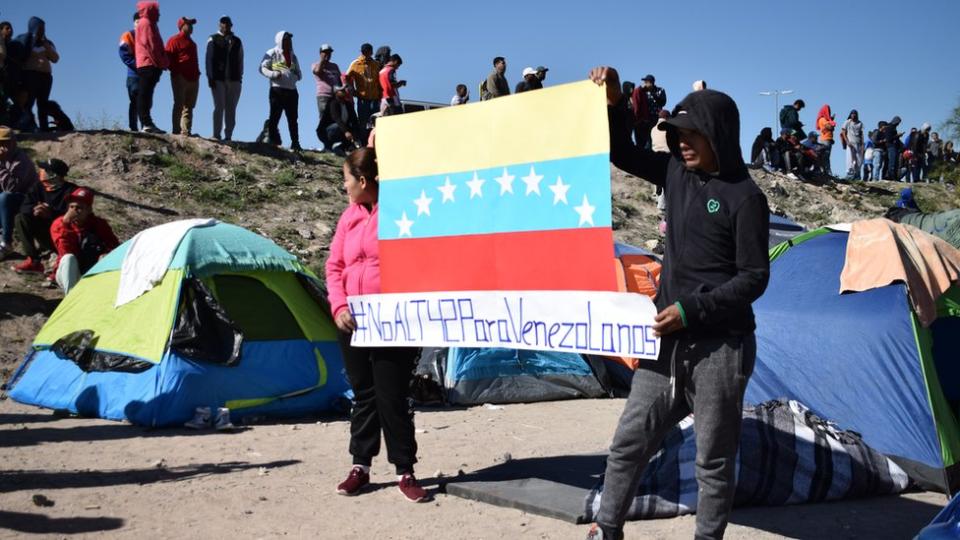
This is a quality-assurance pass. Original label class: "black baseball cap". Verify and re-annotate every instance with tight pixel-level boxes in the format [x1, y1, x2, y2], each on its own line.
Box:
[642, 74, 655, 83]
[38, 158, 70, 178]
[536, 65, 548, 72]
[219, 15, 232, 25]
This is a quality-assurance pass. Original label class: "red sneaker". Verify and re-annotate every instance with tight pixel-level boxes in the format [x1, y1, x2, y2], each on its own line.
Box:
[12, 257, 44, 274]
[336, 466, 370, 496]
[397, 473, 428, 503]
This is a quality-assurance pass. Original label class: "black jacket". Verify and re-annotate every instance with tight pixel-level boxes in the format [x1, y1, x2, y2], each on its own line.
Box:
[515, 77, 543, 94]
[609, 89, 770, 337]
[206, 32, 243, 82]
[19, 180, 76, 218]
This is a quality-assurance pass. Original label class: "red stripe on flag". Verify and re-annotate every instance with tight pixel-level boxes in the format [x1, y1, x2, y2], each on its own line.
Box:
[380, 228, 617, 292]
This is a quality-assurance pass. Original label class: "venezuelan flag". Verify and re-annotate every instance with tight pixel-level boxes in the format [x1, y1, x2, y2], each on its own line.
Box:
[376, 80, 615, 293]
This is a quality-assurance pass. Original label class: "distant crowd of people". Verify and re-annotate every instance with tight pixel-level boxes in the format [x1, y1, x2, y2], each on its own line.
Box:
[750, 100, 951, 183]
[0, 16, 74, 132]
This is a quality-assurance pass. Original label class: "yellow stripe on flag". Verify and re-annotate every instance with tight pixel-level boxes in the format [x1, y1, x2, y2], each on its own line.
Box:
[376, 80, 609, 180]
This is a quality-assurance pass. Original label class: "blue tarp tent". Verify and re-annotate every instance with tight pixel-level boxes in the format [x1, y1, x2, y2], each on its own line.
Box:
[746, 228, 960, 492]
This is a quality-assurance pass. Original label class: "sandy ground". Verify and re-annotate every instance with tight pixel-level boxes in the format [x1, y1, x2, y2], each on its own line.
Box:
[0, 397, 946, 539]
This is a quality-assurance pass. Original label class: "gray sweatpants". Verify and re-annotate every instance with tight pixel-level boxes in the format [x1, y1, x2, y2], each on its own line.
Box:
[596, 334, 755, 540]
[211, 80, 242, 140]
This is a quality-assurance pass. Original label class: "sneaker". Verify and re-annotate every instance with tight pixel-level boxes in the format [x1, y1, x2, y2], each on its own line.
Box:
[585, 524, 623, 540]
[397, 473, 428, 503]
[141, 125, 166, 134]
[290, 144, 303, 153]
[184, 406, 212, 429]
[12, 257, 44, 274]
[336, 466, 370, 496]
[786, 172, 799, 180]
[0, 243, 13, 261]
[214, 407, 235, 431]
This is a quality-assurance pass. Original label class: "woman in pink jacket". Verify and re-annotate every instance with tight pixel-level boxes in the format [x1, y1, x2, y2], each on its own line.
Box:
[325, 147, 427, 503]
[134, 1, 169, 133]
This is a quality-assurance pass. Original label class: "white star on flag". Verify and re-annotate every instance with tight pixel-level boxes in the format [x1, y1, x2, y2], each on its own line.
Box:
[466, 171, 486, 199]
[494, 168, 515, 195]
[548, 176, 571, 205]
[395, 211, 414, 237]
[437, 177, 457, 203]
[413, 190, 433, 216]
[521, 166, 543, 196]
[574, 194, 596, 226]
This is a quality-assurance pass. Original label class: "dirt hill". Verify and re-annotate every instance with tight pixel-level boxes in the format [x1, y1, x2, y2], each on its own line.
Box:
[2, 130, 958, 380]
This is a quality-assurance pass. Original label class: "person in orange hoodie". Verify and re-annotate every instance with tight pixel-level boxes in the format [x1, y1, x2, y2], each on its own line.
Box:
[816, 104, 836, 174]
[134, 1, 169, 133]
[165, 17, 200, 136]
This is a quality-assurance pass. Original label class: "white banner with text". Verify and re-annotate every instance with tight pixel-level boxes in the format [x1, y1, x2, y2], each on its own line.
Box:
[348, 290, 660, 360]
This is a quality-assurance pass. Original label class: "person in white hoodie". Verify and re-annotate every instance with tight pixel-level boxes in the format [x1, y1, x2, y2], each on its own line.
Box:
[259, 31, 301, 151]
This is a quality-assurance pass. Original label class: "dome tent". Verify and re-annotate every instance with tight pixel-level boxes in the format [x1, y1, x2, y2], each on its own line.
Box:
[7, 222, 351, 427]
[747, 227, 960, 493]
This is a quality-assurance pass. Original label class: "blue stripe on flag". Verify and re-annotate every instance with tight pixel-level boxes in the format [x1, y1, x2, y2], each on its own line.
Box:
[379, 153, 611, 240]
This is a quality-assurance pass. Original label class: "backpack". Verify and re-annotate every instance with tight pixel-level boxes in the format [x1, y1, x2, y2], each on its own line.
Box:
[779, 106, 791, 128]
[479, 79, 489, 101]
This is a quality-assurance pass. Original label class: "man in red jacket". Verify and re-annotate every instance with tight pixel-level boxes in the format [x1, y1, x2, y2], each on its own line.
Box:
[49, 187, 119, 294]
[166, 17, 200, 136]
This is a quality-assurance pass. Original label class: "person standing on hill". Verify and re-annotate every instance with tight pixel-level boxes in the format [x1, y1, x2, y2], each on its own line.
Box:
[816, 105, 836, 173]
[17, 16, 59, 132]
[482, 56, 509, 100]
[205, 15, 243, 141]
[515, 67, 542, 93]
[883, 116, 902, 181]
[119, 13, 140, 132]
[378, 54, 405, 115]
[841, 109, 864, 180]
[779, 99, 805, 139]
[165, 17, 200, 136]
[311, 43, 341, 147]
[345, 43, 381, 144]
[588, 66, 769, 540]
[630, 74, 667, 150]
[450, 84, 469, 106]
[134, 1, 169, 134]
[259, 31, 302, 152]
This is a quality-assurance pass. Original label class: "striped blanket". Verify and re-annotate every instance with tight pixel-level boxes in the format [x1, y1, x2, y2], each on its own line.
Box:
[586, 400, 909, 521]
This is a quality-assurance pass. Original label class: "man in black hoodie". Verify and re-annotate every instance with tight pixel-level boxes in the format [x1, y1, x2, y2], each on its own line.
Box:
[883, 116, 902, 181]
[587, 67, 769, 540]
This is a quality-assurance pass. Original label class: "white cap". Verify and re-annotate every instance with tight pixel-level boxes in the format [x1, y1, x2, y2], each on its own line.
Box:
[522, 67, 537, 77]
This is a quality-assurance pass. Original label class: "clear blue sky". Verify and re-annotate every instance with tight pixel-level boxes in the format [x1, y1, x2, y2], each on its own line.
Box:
[7, 0, 960, 174]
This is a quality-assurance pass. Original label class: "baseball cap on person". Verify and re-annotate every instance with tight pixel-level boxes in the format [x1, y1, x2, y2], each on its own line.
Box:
[67, 187, 94, 206]
[536, 66, 549, 73]
[320, 43, 333, 52]
[642, 74, 655, 83]
[658, 108, 696, 132]
[178, 17, 197, 28]
[219, 15, 232, 24]
[522, 67, 537, 77]
[38, 158, 70, 179]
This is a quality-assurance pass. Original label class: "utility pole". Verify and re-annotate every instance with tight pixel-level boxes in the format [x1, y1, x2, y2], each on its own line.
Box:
[760, 89, 794, 133]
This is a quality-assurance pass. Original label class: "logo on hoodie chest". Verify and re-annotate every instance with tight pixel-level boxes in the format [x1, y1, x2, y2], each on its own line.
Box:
[706, 198, 720, 214]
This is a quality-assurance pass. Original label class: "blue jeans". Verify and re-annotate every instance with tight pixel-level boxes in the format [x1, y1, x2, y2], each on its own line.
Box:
[873, 152, 883, 180]
[887, 146, 899, 180]
[0, 191, 25, 246]
[126, 76, 139, 131]
[356, 98, 379, 143]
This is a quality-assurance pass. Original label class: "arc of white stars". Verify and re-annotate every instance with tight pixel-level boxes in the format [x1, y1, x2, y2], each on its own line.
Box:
[494, 168, 515, 195]
[437, 176, 457, 203]
[413, 190, 433, 216]
[521, 166, 543, 196]
[466, 171, 486, 199]
[574, 194, 596, 226]
[395, 211, 414, 237]
[548, 176, 571, 205]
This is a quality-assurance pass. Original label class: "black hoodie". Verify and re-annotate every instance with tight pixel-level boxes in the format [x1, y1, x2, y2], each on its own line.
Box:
[609, 89, 770, 337]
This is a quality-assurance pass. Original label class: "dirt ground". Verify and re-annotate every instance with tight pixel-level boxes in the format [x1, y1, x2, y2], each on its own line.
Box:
[0, 397, 946, 539]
